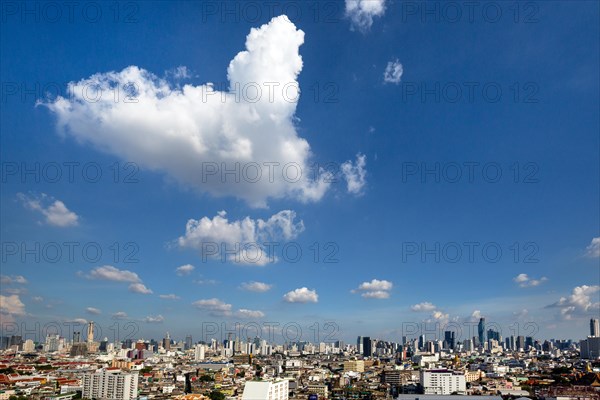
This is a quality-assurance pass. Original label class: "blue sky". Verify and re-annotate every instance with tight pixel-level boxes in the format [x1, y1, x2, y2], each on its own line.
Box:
[1, 0, 599, 344]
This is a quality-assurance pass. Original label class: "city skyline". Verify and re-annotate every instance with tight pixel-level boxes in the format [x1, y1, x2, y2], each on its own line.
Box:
[1, 0, 599, 344]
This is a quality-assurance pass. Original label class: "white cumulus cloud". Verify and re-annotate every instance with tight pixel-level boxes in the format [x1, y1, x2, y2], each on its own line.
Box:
[411, 302, 437, 312]
[383, 59, 403, 84]
[85, 307, 101, 315]
[513, 273, 547, 287]
[144, 315, 164, 323]
[236, 309, 265, 318]
[345, 0, 386, 32]
[17, 193, 79, 227]
[341, 154, 367, 195]
[0, 295, 26, 316]
[87, 265, 141, 282]
[42, 16, 352, 208]
[192, 298, 233, 316]
[128, 283, 153, 294]
[547, 285, 600, 320]
[176, 264, 195, 276]
[283, 287, 318, 303]
[112, 311, 128, 320]
[353, 279, 392, 299]
[0, 275, 28, 285]
[177, 210, 304, 265]
[240, 281, 273, 292]
[159, 294, 180, 300]
[585, 237, 600, 258]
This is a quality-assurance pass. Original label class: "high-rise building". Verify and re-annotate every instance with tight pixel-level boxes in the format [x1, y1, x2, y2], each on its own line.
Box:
[487, 329, 500, 341]
[477, 318, 485, 346]
[185, 335, 193, 350]
[194, 344, 205, 361]
[356, 336, 363, 354]
[82, 368, 139, 400]
[362, 337, 372, 357]
[87, 321, 94, 343]
[590, 318, 599, 337]
[516, 336, 525, 351]
[444, 331, 455, 349]
[163, 332, 171, 351]
[525, 336, 534, 350]
[580, 336, 600, 359]
[73, 331, 81, 343]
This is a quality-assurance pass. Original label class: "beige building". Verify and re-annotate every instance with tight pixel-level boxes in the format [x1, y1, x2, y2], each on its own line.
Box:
[343, 359, 365, 372]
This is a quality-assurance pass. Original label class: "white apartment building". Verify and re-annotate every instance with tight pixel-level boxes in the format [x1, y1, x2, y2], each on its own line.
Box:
[82, 368, 139, 400]
[194, 344, 205, 361]
[242, 379, 289, 400]
[420, 369, 466, 395]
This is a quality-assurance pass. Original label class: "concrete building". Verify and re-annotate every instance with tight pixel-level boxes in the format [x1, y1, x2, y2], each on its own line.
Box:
[420, 370, 466, 395]
[343, 359, 365, 372]
[194, 344, 205, 361]
[580, 336, 600, 359]
[82, 368, 139, 400]
[242, 379, 289, 400]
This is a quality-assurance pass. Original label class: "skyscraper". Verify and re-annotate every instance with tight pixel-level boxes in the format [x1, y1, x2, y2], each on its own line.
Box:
[87, 321, 94, 343]
[362, 336, 372, 357]
[590, 318, 599, 337]
[163, 332, 171, 351]
[444, 331, 455, 349]
[185, 335, 193, 350]
[477, 318, 485, 346]
[357, 336, 363, 354]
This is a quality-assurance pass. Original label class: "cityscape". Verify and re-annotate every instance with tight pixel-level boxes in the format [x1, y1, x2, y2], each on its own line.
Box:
[0, 318, 599, 399]
[1, 0, 599, 400]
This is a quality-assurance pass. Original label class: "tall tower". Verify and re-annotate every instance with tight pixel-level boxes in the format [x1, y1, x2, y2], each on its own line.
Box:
[478, 318, 486, 346]
[163, 332, 171, 351]
[590, 319, 599, 337]
[87, 321, 95, 343]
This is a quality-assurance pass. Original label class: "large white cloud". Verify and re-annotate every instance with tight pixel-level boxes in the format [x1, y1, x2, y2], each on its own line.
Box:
[585, 237, 600, 258]
[353, 278, 392, 299]
[283, 287, 318, 303]
[0, 294, 26, 316]
[345, 0, 386, 32]
[177, 210, 304, 265]
[43, 15, 349, 208]
[192, 298, 233, 316]
[547, 285, 600, 320]
[17, 193, 79, 227]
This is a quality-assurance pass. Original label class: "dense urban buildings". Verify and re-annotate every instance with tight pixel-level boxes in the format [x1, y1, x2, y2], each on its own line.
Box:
[0, 321, 599, 399]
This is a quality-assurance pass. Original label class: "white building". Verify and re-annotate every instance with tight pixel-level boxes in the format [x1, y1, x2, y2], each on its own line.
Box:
[195, 344, 205, 361]
[420, 369, 466, 395]
[23, 339, 35, 352]
[82, 368, 139, 400]
[242, 379, 289, 400]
